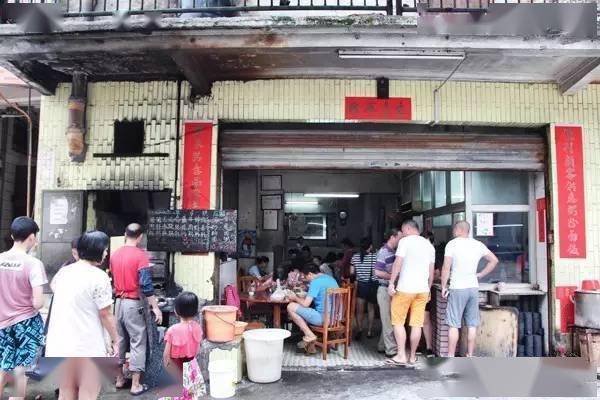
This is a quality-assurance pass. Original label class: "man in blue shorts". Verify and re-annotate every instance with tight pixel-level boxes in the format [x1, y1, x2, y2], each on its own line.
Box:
[287, 263, 339, 354]
[0, 217, 47, 399]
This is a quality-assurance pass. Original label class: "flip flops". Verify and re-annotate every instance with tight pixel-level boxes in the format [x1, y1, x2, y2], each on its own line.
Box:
[384, 358, 407, 367]
[131, 384, 150, 396]
[302, 336, 318, 355]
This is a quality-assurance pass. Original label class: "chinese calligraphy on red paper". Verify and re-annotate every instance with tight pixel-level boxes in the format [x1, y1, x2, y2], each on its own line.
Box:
[555, 125, 586, 258]
[345, 97, 412, 120]
[182, 122, 213, 210]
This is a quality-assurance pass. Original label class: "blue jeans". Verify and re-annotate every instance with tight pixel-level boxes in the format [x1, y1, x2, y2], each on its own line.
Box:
[295, 306, 324, 326]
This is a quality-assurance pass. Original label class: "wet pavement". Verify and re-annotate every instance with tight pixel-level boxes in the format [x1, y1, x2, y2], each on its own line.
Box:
[6, 366, 599, 399]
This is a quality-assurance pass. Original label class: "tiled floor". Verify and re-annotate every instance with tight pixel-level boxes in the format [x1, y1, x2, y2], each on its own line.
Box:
[282, 336, 393, 370]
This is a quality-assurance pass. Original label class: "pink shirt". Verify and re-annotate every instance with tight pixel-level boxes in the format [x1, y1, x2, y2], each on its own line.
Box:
[286, 270, 304, 287]
[165, 321, 203, 359]
[0, 250, 47, 329]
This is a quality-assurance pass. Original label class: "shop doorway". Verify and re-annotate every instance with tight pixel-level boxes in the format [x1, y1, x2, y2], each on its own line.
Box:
[93, 190, 172, 285]
[218, 122, 551, 361]
[94, 190, 171, 236]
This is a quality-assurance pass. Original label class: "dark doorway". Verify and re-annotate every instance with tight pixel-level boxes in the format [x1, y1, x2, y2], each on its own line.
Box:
[94, 190, 171, 236]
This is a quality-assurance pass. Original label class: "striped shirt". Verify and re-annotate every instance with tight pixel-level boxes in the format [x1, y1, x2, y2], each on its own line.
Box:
[374, 245, 396, 286]
[351, 252, 377, 283]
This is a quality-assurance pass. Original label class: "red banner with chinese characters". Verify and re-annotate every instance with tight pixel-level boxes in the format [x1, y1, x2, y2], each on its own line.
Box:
[182, 122, 213, 210]
[555, 125, 586, 258]
[345, 97, 412, 120]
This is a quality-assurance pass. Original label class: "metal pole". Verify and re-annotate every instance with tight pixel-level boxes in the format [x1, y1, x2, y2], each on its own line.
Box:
[27, 87, 33, 218]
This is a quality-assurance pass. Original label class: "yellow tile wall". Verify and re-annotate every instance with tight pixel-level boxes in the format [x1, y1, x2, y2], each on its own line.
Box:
[37, 79, 600, 300]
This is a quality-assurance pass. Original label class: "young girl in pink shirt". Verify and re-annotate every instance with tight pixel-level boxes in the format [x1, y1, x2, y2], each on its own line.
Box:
[163, 292, 203, 373]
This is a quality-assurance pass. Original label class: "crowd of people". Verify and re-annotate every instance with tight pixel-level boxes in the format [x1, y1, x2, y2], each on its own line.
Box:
[0, 217, 204, 399]
[251, 219, 499, 362]
[0, 212, 501, 397]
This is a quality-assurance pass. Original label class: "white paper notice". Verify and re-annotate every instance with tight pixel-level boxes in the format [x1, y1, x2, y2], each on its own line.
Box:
[49, 197, 69, 225]
[476, 213, 494, 236]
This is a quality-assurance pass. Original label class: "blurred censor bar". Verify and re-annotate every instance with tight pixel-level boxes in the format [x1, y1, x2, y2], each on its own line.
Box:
[419, 357, 598, 397]
[418, 3, 598, 38]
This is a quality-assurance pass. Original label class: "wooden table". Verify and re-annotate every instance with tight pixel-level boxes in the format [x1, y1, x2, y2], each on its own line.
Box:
[239, 293, 290, 329]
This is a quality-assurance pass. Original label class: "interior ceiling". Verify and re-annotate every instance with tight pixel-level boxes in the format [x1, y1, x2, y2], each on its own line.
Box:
[29, 48, 592, 83]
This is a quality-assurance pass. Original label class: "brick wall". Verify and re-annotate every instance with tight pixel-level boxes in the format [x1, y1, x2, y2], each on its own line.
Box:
[36, 79, 600, 302]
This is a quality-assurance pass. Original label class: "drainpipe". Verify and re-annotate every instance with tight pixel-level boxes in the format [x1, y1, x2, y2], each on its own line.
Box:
[430, 55, 468, 126]
[0, 90, 34, 217]
[167, 79, 183, 296]
[66, 72, 88, 162]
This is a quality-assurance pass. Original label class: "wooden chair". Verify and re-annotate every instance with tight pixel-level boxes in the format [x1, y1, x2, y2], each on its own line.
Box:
[341, 279, 357, 346]
[310, 287, 352, 360]
[238, 276, 274, 323]
[238, 276, 257, 294]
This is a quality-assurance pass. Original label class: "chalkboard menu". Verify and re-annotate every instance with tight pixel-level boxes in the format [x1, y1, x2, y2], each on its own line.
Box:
[147, 209, 237, 253]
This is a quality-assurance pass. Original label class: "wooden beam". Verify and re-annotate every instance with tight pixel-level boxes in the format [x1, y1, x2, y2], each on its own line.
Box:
[0, 60, 56, 95]
[558, 57, 600, 96]
[171, 52, 214, 97]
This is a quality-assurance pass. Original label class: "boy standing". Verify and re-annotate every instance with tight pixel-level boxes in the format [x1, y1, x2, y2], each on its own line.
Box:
[0, 217, 47, 399]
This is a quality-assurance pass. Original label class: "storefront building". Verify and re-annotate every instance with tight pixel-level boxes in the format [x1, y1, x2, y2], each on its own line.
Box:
[29, 78, 598, 351]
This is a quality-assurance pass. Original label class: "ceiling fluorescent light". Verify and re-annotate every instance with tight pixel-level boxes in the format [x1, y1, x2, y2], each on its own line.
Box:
[304, 193, 360, 199]
[338, 49, 466, 60]
[286, 201, 319, 206]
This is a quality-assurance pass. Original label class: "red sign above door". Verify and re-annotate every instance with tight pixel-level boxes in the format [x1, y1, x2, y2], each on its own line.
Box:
[345, 97, 412, 121]
[555, 125, 586, 259]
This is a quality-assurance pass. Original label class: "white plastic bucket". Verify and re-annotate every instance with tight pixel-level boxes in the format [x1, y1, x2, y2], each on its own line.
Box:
[242, 328, 291, 383]
[208, 360, 236, 399]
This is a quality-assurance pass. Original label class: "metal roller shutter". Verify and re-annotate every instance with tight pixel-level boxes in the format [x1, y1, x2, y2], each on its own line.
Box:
[220, 125, 546, 171]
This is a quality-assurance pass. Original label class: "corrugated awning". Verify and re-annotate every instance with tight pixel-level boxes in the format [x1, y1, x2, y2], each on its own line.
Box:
[220, 125, 546, 171]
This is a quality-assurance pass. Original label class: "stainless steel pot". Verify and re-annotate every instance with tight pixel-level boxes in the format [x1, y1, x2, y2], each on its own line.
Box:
[574, 290, 600, 329]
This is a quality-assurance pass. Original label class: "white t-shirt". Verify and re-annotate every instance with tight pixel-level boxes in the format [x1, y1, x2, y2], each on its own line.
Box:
[45, 261, 114, 357]
[444, 237, 491, 289]
[395, 235, 435, 293]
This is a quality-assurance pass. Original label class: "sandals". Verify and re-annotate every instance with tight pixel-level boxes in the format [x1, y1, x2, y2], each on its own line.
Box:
[384, 358, 408, 367]
[302, 335, 317, 355]
[131, 384, 150, 396]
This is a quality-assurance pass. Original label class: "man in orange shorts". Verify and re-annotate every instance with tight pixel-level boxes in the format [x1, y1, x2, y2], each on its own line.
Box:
[386, 219, 435, 367]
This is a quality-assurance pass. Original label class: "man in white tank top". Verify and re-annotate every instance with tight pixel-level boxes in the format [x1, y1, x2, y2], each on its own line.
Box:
[441, 220, 499, 357]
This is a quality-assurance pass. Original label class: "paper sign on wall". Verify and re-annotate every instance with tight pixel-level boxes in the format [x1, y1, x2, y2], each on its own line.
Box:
[49, 197, 69, 225]
[182, 121, 213, 210]
[476, 213, 494, 236]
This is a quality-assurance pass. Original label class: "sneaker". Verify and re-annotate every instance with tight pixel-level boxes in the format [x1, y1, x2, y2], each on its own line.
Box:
[425, 349, 435, 358]
[354, 331, 362, 341]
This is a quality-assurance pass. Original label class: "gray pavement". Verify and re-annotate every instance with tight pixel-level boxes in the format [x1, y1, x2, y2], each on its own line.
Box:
[6, 363, 599, 399]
